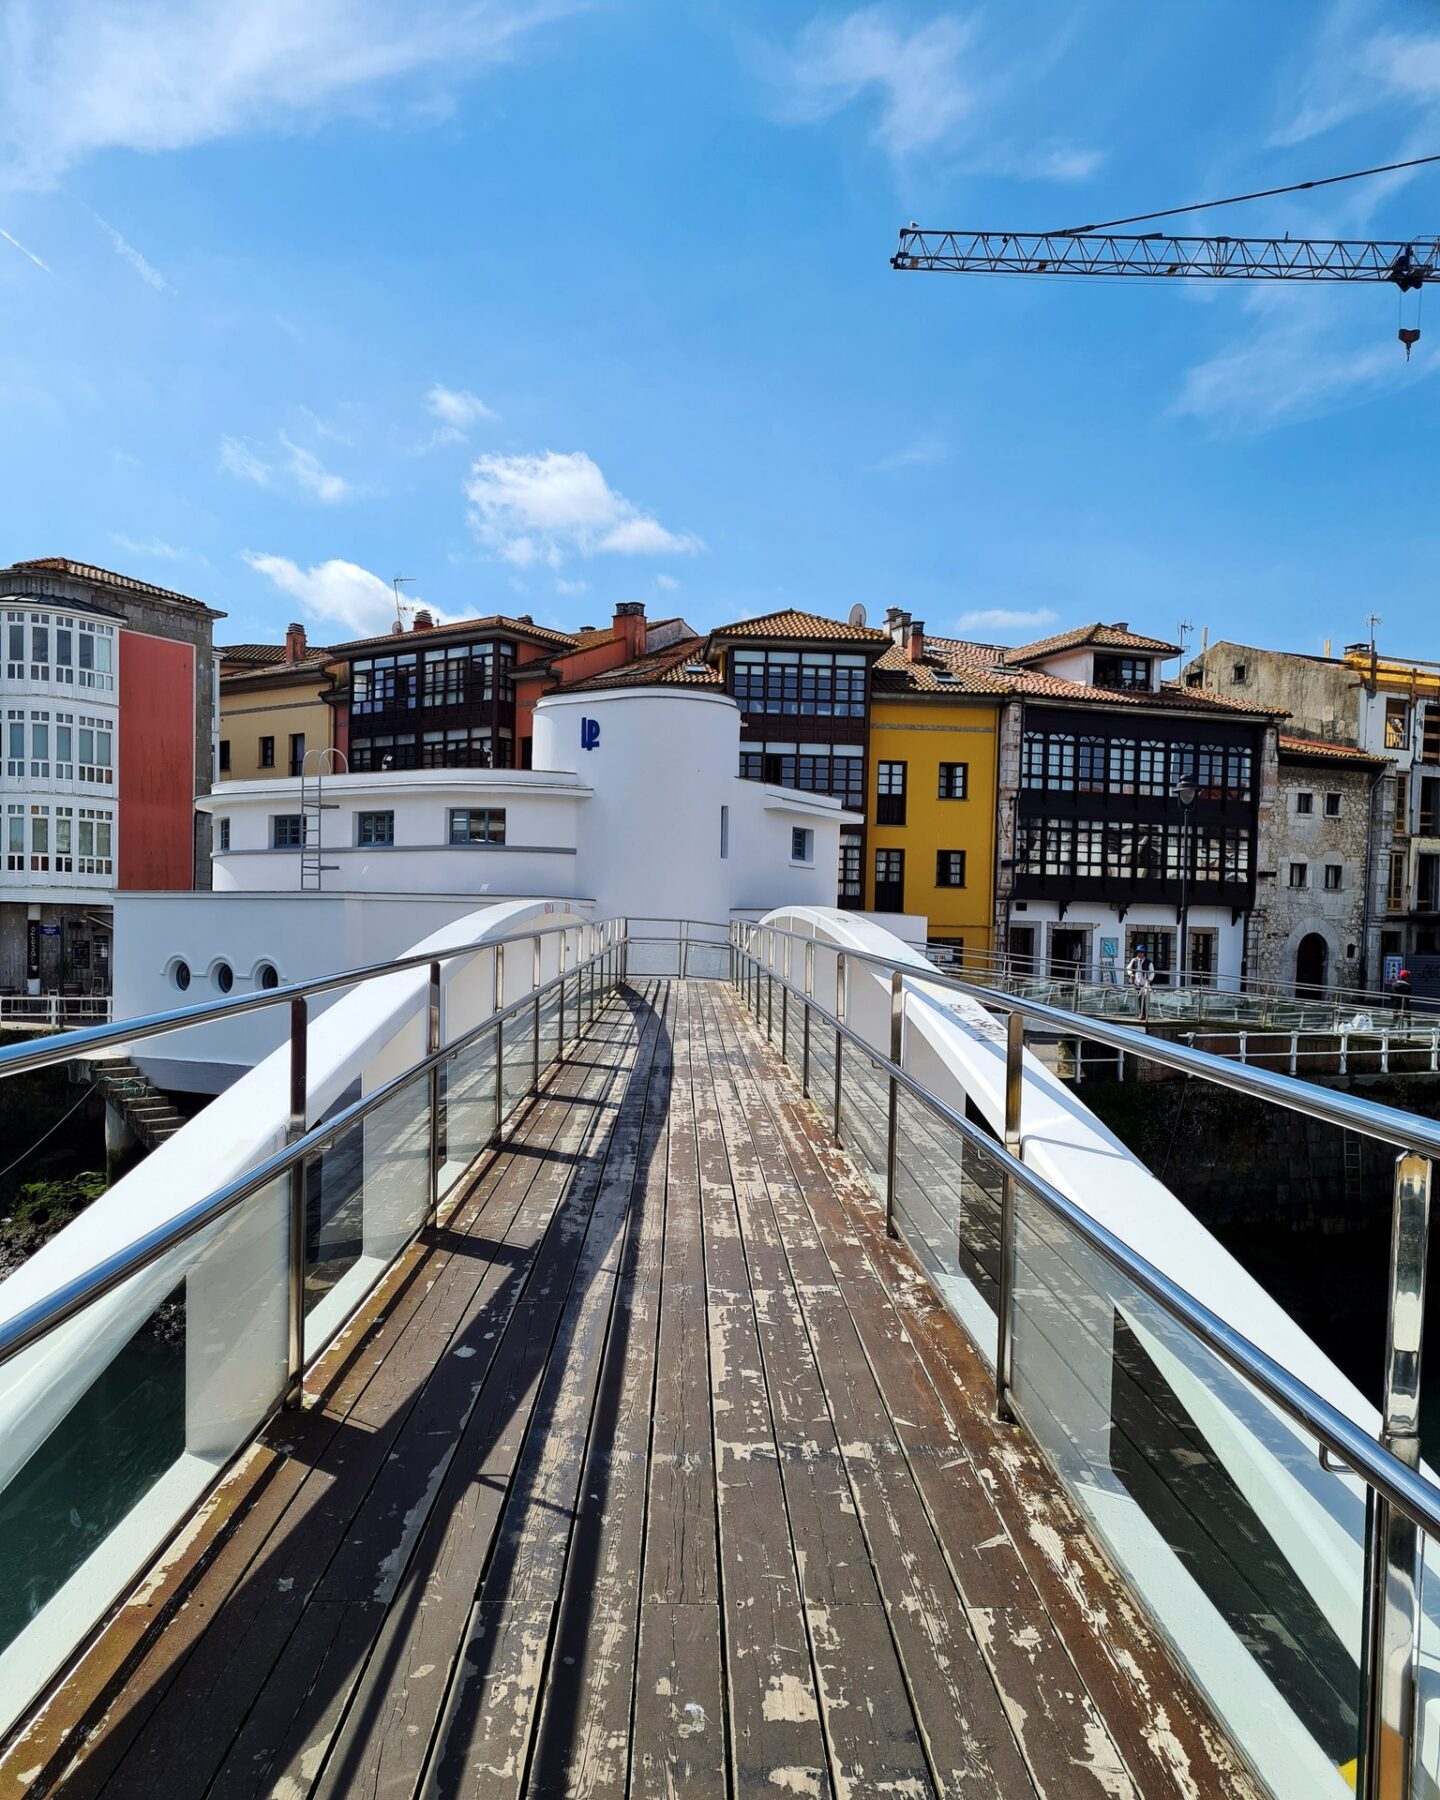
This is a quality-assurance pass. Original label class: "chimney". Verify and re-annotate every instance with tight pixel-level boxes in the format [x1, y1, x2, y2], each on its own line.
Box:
[283, 620, 307, 663]
[411, 609, 435, 632]
[907, 620, 925, 664]
[887, 608, 911, 647]
[1110, 620, 1130, 633]
[613, 600, 646, 660]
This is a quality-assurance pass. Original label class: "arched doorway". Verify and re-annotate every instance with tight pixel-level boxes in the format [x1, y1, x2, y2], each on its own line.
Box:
[1296, 932, 1328, 994]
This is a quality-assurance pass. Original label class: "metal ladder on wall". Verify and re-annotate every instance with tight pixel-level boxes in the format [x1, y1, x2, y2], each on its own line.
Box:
[299, 747, 346, 891]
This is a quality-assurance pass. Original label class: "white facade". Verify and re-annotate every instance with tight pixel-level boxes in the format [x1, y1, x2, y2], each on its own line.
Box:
[1007, 898, 1247, 987]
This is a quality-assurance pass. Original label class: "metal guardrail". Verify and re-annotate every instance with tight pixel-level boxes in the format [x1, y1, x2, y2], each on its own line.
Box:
[0, 995, 112, 1029]
[734, 918, 1440, 1800]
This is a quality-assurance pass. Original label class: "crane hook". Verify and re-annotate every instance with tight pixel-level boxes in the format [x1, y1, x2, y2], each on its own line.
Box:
[1400, 326, 1421, 360]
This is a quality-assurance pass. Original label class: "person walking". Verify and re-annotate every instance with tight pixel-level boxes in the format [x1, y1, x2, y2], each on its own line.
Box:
[1395, 967, 1413, 1018]
[1125, 945, 1154, 1017]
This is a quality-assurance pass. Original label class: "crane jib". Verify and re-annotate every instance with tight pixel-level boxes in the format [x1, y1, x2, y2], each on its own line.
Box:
[890, 229, 1439, 286]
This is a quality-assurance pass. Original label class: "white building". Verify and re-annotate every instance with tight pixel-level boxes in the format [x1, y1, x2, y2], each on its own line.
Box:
[115, 681, 858, 1088]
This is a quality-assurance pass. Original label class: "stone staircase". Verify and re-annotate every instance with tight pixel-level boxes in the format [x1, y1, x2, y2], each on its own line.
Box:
[88, 1056, 188, 1150]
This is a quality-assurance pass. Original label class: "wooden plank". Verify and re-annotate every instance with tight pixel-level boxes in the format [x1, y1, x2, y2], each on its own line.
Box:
[724, 985, 1263, 1800]
[632, 1603, 726, 1799]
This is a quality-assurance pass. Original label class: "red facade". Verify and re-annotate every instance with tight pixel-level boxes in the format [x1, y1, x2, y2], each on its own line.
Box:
[118, 630, 196, 890]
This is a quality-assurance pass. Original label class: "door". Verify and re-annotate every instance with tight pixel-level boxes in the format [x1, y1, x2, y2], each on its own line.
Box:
[1050, 927, 1089, 981]
[874, 849, 905, 913]
[1008, 925, 1037, 977]
[1188, 931, 1216, 986]
[1296, 933, 1328, 994]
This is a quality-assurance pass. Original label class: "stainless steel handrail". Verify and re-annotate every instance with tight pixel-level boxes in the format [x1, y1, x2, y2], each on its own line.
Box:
[0, 936, 620, 1372]
[734, 940, 1440, 1540]
[740, 921, 1440, 1160]
[0, 915, 614, 1081]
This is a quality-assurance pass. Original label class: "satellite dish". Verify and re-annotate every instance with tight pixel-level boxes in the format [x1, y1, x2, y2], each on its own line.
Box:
[848, 603, 867, 627]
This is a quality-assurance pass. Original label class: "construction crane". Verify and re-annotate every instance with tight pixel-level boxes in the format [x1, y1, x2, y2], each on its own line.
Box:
[891, 154, 1440, 357]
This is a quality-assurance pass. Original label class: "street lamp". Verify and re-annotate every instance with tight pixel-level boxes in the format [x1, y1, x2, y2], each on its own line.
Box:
[1174, 772, 1198, 987]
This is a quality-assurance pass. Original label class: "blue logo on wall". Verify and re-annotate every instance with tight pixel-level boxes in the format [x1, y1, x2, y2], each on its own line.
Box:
[580, 717, 601, 752]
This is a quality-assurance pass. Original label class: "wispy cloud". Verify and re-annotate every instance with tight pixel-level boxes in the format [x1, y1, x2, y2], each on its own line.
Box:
[91, 211, 165, 289]
[767, 6, 1100, 178]
[554, 576, 588, 594]
[245, 550, 453, 636]
[0, 225, 48, 270]
[955, 606, 1057, 634]
[111, 532, 189, 560]
[427, 382, 496, 433]
[0, 0, 579, 189]
[655, 573, 679, 592]
[465, 448, 702, 568]
[872, 435, 947, 473]
[219, 431, 352, 502]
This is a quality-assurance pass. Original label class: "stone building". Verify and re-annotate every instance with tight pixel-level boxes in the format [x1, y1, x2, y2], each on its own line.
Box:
[1249, 734, 1391, 994]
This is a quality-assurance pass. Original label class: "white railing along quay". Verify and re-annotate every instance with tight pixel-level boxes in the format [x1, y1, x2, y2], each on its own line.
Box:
[737, 911, 1440, 1800]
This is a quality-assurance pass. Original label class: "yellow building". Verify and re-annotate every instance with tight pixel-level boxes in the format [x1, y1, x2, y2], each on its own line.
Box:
[218, 625, 335, 781]
[865, 644, 1009, 964]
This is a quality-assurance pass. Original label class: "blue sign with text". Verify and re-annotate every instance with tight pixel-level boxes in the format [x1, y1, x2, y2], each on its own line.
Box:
[580, 717, 600, 752]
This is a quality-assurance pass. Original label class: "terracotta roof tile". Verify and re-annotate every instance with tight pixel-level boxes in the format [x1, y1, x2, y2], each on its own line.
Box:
[561, 637, 722, 692]
[1006, 621, 1180, 665]
[872, 641, 1013, 697]
[1279, 732, 1388, 765]
[5, 556, 225, 617]
[926, 634, 1016, 670]
[1007, 667, 1281, 715]
[708, 608, 890, 644]
[328, 614, 579, 655]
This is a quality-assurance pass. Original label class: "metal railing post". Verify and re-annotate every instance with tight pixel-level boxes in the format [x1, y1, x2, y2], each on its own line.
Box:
[427, 959, 442, 1224]
[283, 996, 308, 1408]
[885, 969, 903, 1238]
[766, 928, 774, 1041]
[1361, 1151, 1431, 1800]
[557, 933, 567, 1059]
[621, 917, 629, 985]
[532, 934, 542, 1094]
[833, 952, 846, 1145]
[781, 933, 790, 1062]
[493, 941, 505, 1141]
[802, 940, 814, 1098]
[995, 1010, 1025, 1422]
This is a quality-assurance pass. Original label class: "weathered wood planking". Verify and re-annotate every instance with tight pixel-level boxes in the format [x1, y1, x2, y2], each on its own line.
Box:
[0, 978, 1272, 1800]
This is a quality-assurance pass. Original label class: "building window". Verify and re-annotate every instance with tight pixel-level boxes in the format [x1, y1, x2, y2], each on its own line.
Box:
[1077, 737, 1106, 794]
[719, 804, 729, 859]
[1388, 851, 1407, 910]
[1324, 864, 1343, 890]
[1396, 773, 1411, 835]
[448, 807, 506, 846]
[1386, 699, 1410, 751]
[791, 827, 814, 864]
[1288, 861, 1308, 889]
[214, 962, 234, 994]
[76, 808, 113, 874]
[935, 850, 967, 888]
[289, 733, 306, 777]
[1232, 662, 1248, 683]
[1295, 791, 1314, 815]
[938, 762, 968, 800]
[876, 760, 906, 825]
[76, 717, 113, 784]
[740, 742, 863, 808]
[219, 738, 230, 773]
[729, 648, 867, 718]
[259, 735, 275, 769]
[1093, 654, 1151, 692]
[357, 810, 395, 846]
[273, 814, 305, 848]
[838, 830, 863, 904]
[172, 960, 191, 992]
[874, 848, 905, 909]
[257, 963, 280, 989]
[1324, 792, 1342, 818]
[216, 818, 230, 852]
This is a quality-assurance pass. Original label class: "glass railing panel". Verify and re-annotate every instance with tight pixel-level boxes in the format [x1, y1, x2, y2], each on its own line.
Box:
[891, 1089, 1002, 1352]
[0, 1171, 289, 1734]
[445, 1025, 498, 1185]
[1414, 1532, 1440, 1798]
[838, 1044, 888, 1200]
[1007, 1181, 1364, 1800]
[501, 1006, 533, 1117]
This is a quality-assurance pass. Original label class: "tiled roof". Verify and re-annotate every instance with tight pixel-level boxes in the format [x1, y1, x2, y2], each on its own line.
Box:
[926, 635, 1015, 671]
[708, 608, 890, 644]
[219, 643, 289, 665]
[1007, 667, 1281, 715]
[328, 614, 580, 656]
[562, 637, 723, 692]
[1279, 732, 1388, 765]
[872, 642, 1013, 697]
[221, 656, 334, 687]
[4, 556, 225, 617]
[1006, 622, 1180, 665]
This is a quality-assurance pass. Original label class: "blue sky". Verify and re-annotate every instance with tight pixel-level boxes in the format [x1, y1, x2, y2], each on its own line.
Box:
[0, 0, 1437, 656]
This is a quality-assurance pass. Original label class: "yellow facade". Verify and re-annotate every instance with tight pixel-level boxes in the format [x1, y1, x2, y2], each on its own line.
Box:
[219, 671, 334, 780]
[866, 694, 1001, 961]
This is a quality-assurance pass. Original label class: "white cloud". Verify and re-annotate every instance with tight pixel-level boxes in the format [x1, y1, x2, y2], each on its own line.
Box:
[655, 573, 679, 591]
[219, 431, 352, 501]
[770, 6, 1100, 177]
[955, 607, 1058, 634]
[465, 448, 702, 567]
[92, 211, 165, 289]
[0, 225, 48, 270]
[111, 532, 187, 560]
[554, 576, 588, 594]
[872, 435, 947, 473]
[0, 0, 577, 189]
[244, 551, 452, 636]
[427, 383, 496, 432]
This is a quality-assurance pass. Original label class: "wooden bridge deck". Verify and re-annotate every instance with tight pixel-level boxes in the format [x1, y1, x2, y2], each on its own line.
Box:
[9, 980, 1261, 1799]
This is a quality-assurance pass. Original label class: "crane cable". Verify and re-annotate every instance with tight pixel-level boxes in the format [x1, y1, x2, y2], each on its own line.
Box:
[1055, 151, 1440, 236]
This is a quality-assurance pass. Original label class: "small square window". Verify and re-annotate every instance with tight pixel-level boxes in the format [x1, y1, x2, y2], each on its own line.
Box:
[1232, 663, 1248, 683]
[1295, 792, 1314, 815]
[790, 826, 814, 863]
[357, 810, 395, 846]
[448, 807, 506, 846]
[1324, 792, 1342, 818]
[938, 762, 968, 800]
[1324, 864, 1343, 890]
[1288, 861, 1308, 889]
[935, 850, 967, 888]
[272, 814, 304, 848]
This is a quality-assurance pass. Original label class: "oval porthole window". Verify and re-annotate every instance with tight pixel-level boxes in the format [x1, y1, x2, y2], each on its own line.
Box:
[214, 962, 234, 994]
[257, 963, 279, 990]
[173, 960, 191, 992]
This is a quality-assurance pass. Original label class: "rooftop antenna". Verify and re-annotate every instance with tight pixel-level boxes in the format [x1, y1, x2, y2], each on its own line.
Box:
[1367, 611, 1383, 652]
[392, 575, 416, 631]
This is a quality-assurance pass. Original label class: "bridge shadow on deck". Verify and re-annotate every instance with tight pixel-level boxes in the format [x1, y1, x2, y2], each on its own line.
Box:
[15, 981, 1260, 1800]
